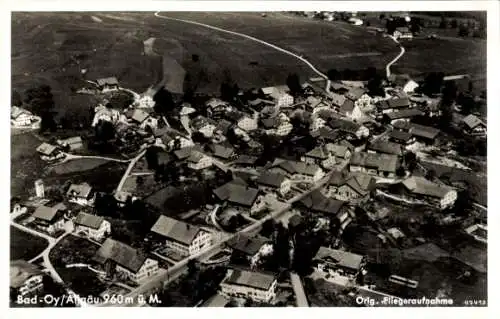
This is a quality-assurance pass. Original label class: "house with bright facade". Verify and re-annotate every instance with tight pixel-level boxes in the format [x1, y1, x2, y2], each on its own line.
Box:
[220, 268, 278, 303]
[10, 260, 44, 298]
[73, 212, 111, 241]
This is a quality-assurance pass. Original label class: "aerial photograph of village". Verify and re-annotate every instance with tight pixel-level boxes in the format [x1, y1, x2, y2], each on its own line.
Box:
[10, 9, 487, 308]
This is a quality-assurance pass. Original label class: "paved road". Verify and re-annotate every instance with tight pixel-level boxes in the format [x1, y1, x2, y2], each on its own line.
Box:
[290, 272, 309, 307]
[115, 148, 147, 195]
[385, 35, 405, 78]
[154, 11, 328, 80]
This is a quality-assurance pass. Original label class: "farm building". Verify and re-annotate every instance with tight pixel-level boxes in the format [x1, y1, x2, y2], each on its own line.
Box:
[220, 268, 278, 303]
[73, 212, 111, 241]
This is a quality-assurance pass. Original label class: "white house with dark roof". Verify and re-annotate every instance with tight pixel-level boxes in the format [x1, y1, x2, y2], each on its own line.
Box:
[94, 238, 159, 284]
[324, 171, 375, 202]
[66, 182, 94, 206]
[313, 246, 365, 280]
[349, 152, 400, 178]
[11, 106, 36, 127]
[269, 159, 325, 183]
[461, 114, 487, 136]
[73, 212, 111, 241]
[10, 260, 44, 298]
[36, 143, 63, 161]
[220, 268, 278, 303]
[129, 109, 158, 131]
[150, 215, 212, 256]
[325, 143, 352, 160]
[31, 204, 66, 235]
[187, 151, 212, 170]
[262, 85, 294, 108]
[191, 116, 216, 138]
[255, 172, 291, 195]
[301, 145, 336, 169]
[213, 180, 266, 215]
[96, 77, 119, 91]
[378, 97, 411, 114]
[400, 176, 457, 209]
[208, 144, 235, 161]
[57, 136, 83, 151]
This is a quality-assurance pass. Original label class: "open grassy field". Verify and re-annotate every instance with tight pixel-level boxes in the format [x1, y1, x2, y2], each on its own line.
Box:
[10, 226, 49, 261]
[49, 158, 112, 175]
[11, 132, 46, 198]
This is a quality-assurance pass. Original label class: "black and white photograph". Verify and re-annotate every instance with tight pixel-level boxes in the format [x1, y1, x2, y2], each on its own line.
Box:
[7, 1, 495, 313]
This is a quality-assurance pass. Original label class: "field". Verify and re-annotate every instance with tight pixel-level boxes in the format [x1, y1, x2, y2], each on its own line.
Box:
[10, 226, 49, 261]
[48, 158, 112, 175]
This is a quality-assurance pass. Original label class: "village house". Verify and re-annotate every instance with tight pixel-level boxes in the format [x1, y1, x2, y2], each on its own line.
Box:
[388, 129, 416, 146]
[73, 212, 111, 241]
[384, 108, 425, 125]
[261, 85, 294, 108]
[255, 172, 292, 196]
[128, 109, 158, 131]
[10, 260, 44, 299]
[150, 215, 212, 256]
[11, 106, 36, 127]
[328, 118, 370, 139]
[464, 224, 487, 245]
[220, 268, 278, 303]
[173, 145, 202, 161]
[301, 145, 336, 169]
[461, 114, 487, 136]
[425, 99, 442, 118]
[236, 113, 258, 132]
[227, 234, 273, 267]
[94, 238, 159, 284]
[248, 98, 275, 112]
[398, 176, 457, 209]
[262, 113, 293, 137]
[297, 190, 351, 229]
[213, 180, 265, 214]
[31, 203, 67, 235]
[366, 140, 403, 156]
[186, 151, 213, 170]
[310, 116, 327, 133]
[393, 27, 413, 39]
[96, 77, 119, 91]
[208, 144, 235, 161]
[57, 136, 83, 151]
[36, 143, 64, 161]
[378, 97, 411, 114]
[328, 92, 347, 109]
[206, 98, 232, 119]
[92, 104, 122, 127]
[66, 182, 95, 206]
[349, 152, 400, 178]
[325, 143, 352, 160]
[313, 246, 365, 280]
[409, 124, 441, 145]
[269, 159, 325, 183]
[232, 155, 259, 168]
[389, 74, 419, 94]
[324, 170, 375, 202]
[191, 116, 216, 138]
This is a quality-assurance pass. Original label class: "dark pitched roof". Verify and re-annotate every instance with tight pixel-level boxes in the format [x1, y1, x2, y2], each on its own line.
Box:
[462, 114, 486, 129]
[312, 127, 342, 142]
[95, 238, 147, 273]
[385, 108, 424, 120]
[213, 181, 259, 207]
[313, 247, 364, 271]
[209, 144, 234, 160]
[409, 124, 440, 140]
[150, 215, 202, 245]
[96, 77, 118, 86]
[402, 176, 454, 199]
[392, 121, 412, 131]
[233, 154, 258, 165]
[74, 212, 104, 230]
[345, 87, 366, 101]
[228, 234, 270, 256]
[215, 119, 233, 135]
[367, 140, 403, 156]
[36, 143, 57, 156]
[32, 204, 65, 222]
[299, 190, 345, 215]
[173, 146, 197, 160]
[271, 159, 322, 176]
[326, 143, 350, 158]
[224, 269, 276, 291]
[66, 182, 92, 199]
[388, 129, 413, 142]
[10, 260, 43, 288]
[328, 118, 361, 135]
[379, 97, 410, 110]
[304, 146, 330, 160]
[350, 152, 399, 173]
[256, 172, 287, 188]
[339, 99, 355, 114]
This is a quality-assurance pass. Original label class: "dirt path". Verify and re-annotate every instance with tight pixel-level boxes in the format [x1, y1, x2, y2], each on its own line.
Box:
[385, 35, 406, 78]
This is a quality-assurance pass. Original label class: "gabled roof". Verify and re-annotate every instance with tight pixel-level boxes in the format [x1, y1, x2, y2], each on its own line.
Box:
[385, 108, 424, 120]
[261, 117, 280, 129]
[304, 146, 330, 160]
[256, 172, 287, 188]
[395, 27, 411, 33]
[339, 99, 355, 114]
[96, 77, 118, 86]
[326, 143, 350, 158]
[271, 159, 322, 176]
[313, 246, 364, 271]
[11, 106, 32, 119]
[329, 92, 347, 107]
[392, 121, 412, 131]
[367, 140, 403, 156]
[379, 97, 410, 110]
[227, 234, 270, 256]
[313, 127, 342, 142]
[215, 119, 233, 135]
[130, 109, 150, 123]
[223, 268, 276, 290]
[345, 87, 366, 101]
[209, 144, 234, 160]
[329, 118, 361, 135]
[213, 181, 259, 207]
[186, 151, 205, 164]
[462, 114, 486, 129]
[388, 129, 413, 142]
[299, 190, 345, 215]
[36, 143, 57, 156]
[66, 182, 92, 199]
[345, 173, 375, 196]
[402, 176, 454, 199]
[10, 260, 43, 289]
[350, 152, 399, 173]
[232, 154, 259, 165]
[173, 146, 197, 160]
[409, 124, 440, 140]
[74, 212, 105, 230]
[94, 238, 147, 273]
[32, 204, 65, 222]
[60, 136, 83, 145]
[150, 215, 202, 245]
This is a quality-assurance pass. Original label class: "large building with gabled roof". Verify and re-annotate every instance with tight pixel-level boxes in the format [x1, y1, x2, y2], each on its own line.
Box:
[220, 268, 278, 303]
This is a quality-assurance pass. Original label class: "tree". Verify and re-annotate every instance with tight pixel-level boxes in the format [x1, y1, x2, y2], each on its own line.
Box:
[386, 18, 397, 35]
[145, 147, 160, 170]
[153, 88, 175, 115]
[187, 259, 198, 276]
[379, 14, 386, 20]
[367, 74, 384, 97]
[451, 19, 458, 28]
[95, 120, 115, 142]
[12, 90, 22, 106]
[109, 91, 134, 110]
[396, 166, 406, 177]
[403, 151, 418, 172]
[327, 69, 341, 81]
[421, 72, 444, 96]
[442, 80, 458, 105]
[458, 24, 469, 37]
[286, 73, 302, 97]
[439, 17, 447, 29]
